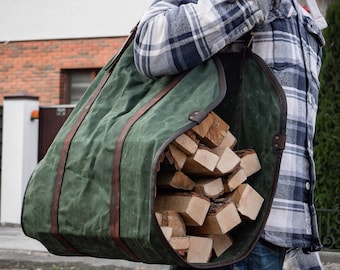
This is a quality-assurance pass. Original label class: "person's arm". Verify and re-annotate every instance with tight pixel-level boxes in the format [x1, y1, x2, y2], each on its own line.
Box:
[134, 0, 275, 78]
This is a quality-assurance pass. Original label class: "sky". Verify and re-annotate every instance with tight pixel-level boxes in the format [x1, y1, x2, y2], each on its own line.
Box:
[0, 0, 153, 41]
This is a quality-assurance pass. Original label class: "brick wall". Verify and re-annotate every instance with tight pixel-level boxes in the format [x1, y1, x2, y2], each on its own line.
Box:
[0, 37, 126, 105]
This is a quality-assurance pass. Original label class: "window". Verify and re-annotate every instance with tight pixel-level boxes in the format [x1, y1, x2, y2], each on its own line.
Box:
[61, 68, 100, 104]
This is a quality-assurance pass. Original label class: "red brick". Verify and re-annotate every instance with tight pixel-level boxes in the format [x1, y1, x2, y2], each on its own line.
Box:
[0, 37, 126, 105]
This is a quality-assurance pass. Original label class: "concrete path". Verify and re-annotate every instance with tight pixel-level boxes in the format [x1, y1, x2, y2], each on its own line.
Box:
[0, 224, 339, 269]
[0, 224, 168, 269]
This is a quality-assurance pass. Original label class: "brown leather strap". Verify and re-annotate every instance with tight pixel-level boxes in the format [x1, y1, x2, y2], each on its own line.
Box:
[110, 72, 188, 260]
[51, 71, 112, 254]
[105, 25, 137, 72]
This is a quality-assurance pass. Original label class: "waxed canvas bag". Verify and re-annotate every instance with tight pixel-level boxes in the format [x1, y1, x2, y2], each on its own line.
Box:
[22, 28, 287, 268]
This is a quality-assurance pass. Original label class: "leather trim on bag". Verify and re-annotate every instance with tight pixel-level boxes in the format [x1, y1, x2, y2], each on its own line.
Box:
[50, 25, 140, 256]
[149, 56, 227, 268]
[188, 57, 227, 125]
[110, 71, 188, 261]
[249, 51, 287, 148]
[105, 24, 137, 72]
[51, 71, 112, 255]
[234, 51, 287, 264]
[272, 133, 286, 151]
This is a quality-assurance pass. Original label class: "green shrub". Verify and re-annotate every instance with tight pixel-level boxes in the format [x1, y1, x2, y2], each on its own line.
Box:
[314, 1, 340, 211]
[314, 1, 340, 250]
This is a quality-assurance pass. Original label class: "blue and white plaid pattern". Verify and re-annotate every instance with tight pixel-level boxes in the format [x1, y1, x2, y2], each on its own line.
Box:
[134, 0, 264, 78]
[134, 0, 325, 251]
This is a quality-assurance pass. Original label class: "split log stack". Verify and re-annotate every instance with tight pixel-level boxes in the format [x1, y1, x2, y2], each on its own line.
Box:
[155, 112, 263, 263]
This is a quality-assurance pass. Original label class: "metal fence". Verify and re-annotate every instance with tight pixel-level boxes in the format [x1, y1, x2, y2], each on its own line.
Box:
[317, 209, 340, 250]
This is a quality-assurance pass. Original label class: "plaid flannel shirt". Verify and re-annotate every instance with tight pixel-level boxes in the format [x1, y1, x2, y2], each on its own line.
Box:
[134, 0, 325, 251]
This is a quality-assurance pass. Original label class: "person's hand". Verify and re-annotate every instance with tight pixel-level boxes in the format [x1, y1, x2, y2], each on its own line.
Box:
[256, 0, 281, 18]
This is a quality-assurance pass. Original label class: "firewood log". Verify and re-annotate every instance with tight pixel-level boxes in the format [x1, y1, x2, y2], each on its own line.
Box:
[229, 184, 264, 220]
[236, 149, 261, 177]
[157, 170, 195, 191]
[223, 167, 248, 192]
[155, 193, 210, 226]
[187, 202, 241, 234]
[209, 234, 233, 257]
[193, 178, 224, 199]
[186, 236, 213, 263]
[173, 133, 198, 156]
[183, 148, 220, 174]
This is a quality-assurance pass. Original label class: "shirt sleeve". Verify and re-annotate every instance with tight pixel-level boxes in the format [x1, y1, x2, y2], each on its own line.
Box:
[134, 0, 265, 78]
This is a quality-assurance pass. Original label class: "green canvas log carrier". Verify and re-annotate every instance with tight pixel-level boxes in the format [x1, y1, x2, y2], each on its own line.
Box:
[21, 27, 287, 268]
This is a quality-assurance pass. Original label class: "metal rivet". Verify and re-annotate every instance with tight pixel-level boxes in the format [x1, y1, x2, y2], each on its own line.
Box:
[241, 26, 249, 33]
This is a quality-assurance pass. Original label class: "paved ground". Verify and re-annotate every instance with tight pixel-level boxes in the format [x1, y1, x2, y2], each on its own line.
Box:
[0, 224, 339, 270]
[0, 224, 168, 270]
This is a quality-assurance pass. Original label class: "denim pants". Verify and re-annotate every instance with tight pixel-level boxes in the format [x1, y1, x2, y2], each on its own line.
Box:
[170, 238, 287, 270]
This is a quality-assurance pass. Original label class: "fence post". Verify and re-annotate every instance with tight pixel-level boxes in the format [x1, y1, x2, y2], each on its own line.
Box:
[1, 95, 39, 224]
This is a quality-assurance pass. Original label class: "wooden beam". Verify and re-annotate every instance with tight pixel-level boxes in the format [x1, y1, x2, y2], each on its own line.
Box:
[161, 226, 173, 241]
[221, 130, 237, 150]
[163, 210, 187, 237]
[187, 236, 213, 263]
[236, 149, 261, 177]
[209, 234, 233, 257]
[157, 170, 195, 191]
[168, 144, 187, 170]
[155, 212, 163, 226]
[210, 130, 237, 156]
[200, 112, 229, 148]
[192, 112, 215, 139]
[188, 202, 241, 234]
[193, 178, 224, 199]
[169, 236, 190, 253]
[173, 133, 198, 156]
[183, 148, 220, 174]
[230, 184, 264, 220]
[155, 193, 210, 226]
[214, 147, 241, 175]
[223, 167, 248, 192]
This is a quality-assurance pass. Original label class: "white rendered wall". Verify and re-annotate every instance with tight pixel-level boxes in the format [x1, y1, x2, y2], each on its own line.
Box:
[0, 0, 153, 42]
[1, 96, 39, 224]
[0, 0, 330, 42]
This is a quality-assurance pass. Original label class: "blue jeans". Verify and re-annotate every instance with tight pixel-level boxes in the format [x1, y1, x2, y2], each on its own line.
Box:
[170, 238, 286, 270]
[232, 238, 287, 270]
